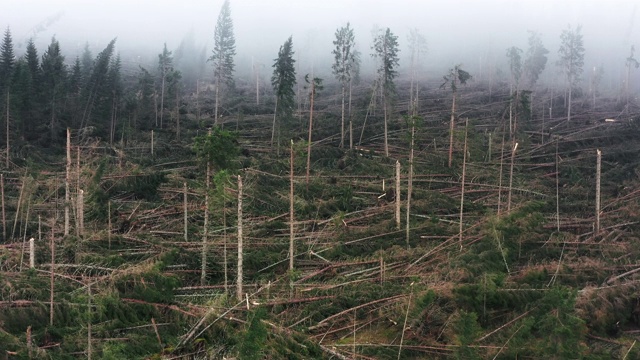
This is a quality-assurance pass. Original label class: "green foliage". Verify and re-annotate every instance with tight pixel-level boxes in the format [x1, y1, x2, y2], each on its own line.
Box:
[211, 0, 236, 87]
[238, 307, 268, 360]
[332, 22, 357, 85]
[558, 25, 585, 86]
[372, 27, 400, 97]
[523, 31, 549, 88]
[193, 127, 239, 170]
[506, 46, 523, 86]
[272, 36, 297, 123]
[452, 310, 482, 360]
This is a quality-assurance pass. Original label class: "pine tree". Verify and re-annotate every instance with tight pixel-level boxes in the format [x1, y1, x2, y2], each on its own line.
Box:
[137, 66, 155, 129]
[41, 37, 67, 142]
[442, 65, 472, 168]
[157, 43, 173, 128]
[332, 22, 356, 148]
[81, 43, 93, 87]
[523, 31, 548, 89]
[557, 25, 585, 122]
[0, 27, 15, 93]
[271, 36, 296, 149]
[210, 0, 236, 125]
[506, 46, 522, 137]
[371, 28, 399, 157]
[79, 39, 116, 132]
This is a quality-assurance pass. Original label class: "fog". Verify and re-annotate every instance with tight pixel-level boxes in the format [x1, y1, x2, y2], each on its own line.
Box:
[2, 0, 639, 88]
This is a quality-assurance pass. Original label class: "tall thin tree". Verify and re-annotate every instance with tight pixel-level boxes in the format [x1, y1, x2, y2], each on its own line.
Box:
[442, 65, 471, 168]
[332, 23, 356, 148]
[557, 25, 585, 122]
[210, 0, 236, 125]
[372, 28, 400, 157]
[271, 36, 296, 150]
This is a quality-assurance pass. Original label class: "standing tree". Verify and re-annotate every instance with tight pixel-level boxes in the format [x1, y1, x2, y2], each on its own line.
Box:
[523, 31, 549, 89]
[157, 43, 173, 128]
[372, 28, 400, 157]
[210, 0, 236, 125]
[332, 22, 356, 148]
[407, 28, 427, 113]
[506, 46, 523, 137]
[271, 36, 296, 149]
[441, 65, 471, 168]
[557, 25, 585, 122]
[0, 27, 15, 165]
[625, 46, 639, 107]
[304, 74, 322, 186]
[0, 27, 15, 93]
[41, 37, 67, 142]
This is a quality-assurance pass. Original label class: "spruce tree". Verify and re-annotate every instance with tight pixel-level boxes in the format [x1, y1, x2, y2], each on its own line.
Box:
[523, 31, 548, 89]
[41, 37, 67, 142]
[271, 36, 296, 149]
[157, 43, 173, 128]
[441, 65, 471, 168]
[557, 25, 585, 122]
[210, 0, 236, 125]
[332, 22, 356, 148]
[79, 39, 116, 132]
[0, 27, 15, 93]
[372, 28, 399, 157]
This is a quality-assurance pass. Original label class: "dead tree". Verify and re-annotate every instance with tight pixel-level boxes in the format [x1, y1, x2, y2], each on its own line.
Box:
[237, 175, 243, 302]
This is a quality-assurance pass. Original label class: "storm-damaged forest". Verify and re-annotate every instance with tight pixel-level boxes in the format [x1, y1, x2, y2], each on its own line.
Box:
[2, 0, 640, 359]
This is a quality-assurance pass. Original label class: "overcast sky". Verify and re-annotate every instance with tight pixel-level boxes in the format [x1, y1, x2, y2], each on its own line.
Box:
[1, 0, 638, 80]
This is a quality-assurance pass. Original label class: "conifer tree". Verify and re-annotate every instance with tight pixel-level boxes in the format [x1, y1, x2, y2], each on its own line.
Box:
[523, 31, 548, 89]
[441, 65, 471, 167]
[79, 39, 116, 132]
[0, 27, 15, 93]
[332, 22, 356, 148]
[557, 25, 585, 122]
[210, 0, 236, 125]
[372, 28, 399, 157]
[41, 37, 66, 142]
[271, 36, 296, 149]
[506, 46, 522, 137]
[158, 43, 173, 128]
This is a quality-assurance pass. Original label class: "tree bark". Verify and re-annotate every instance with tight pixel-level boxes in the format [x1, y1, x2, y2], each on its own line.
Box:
[183, 182, 188, 241]
[459, 119, 468, 250]
[65, 128, 70, 236]
[507, 142, 518, 213]
[340, 84, 345, 148]
[406, 123, 414, 248]
[595, 149, 601, 234]
[395, 160, 401, 229]
[306, 82, 315, 187]
[201, 159, 210, 286]
[289, 141, 295, 271]
[237, 175, 243, 302]
[448, 89, 457, 168]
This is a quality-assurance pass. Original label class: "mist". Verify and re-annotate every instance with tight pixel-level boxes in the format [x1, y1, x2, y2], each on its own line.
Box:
[1, 0, 639, 90]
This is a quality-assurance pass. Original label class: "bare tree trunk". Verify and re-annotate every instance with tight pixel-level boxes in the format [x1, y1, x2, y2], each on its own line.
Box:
[201, 160, 210, 286]
[214, 75, 220, 125]
[1, 173, 5, 241]
[349, 78, 353, 149]
[237, 175, 243, 302]
[306, 82, 315, 187]
[340, 84, 345, 148]
[5, 90, 9, 168]
[154, 90, 158, 127]
[160, 75, 165, 128]
[397, 290, 413, 360]
[108, 201, 111, 249]
[497, 130, 506, 216]
[406, 122, 414, 248]
[556, 140, 560, 232]
[459, 119, 468, 250]
[223, 205, 228, 295]
[151, 130, 154, 157]
[507, 142, 518, 213]
[65, 129, 70, 236]
[49, 224, 55, 326]
[383, 95, 389, 157]
[595, 149, 601, 234]
[448, 90, 457, 168]
[567, 83, 572, 122]
[271, 98, 278, 149]
[87, 280, 92, 360]
[395, 160, 401, 229]
[183, 182, 188, 241]
[29, 237, 35, 268]
[77, 189, 84, 237]
[289, 141, 295, 271]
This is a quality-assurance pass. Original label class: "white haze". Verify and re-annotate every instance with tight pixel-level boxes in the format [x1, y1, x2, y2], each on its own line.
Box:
[1, 0, 639, 88]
